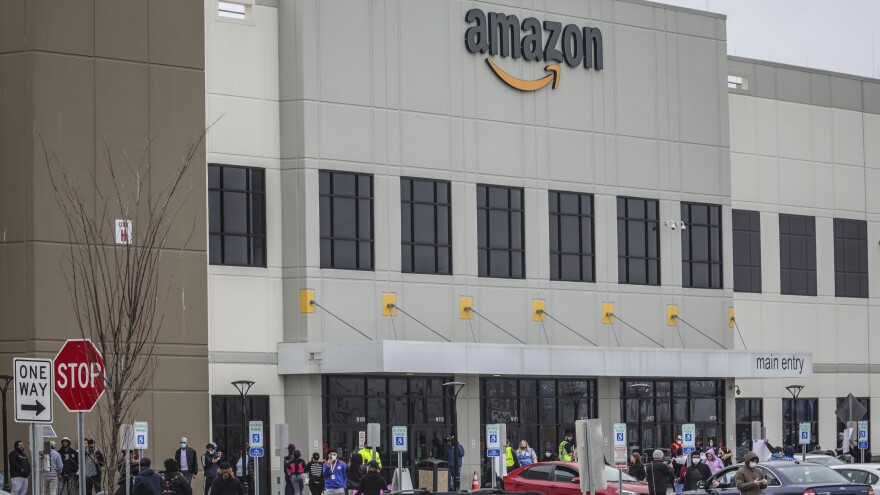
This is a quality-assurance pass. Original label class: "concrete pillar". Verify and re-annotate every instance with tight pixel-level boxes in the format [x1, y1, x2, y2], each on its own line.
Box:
[725, 379, 736, 449]
[818, 398, 836, 451]
[457, 374, 482, 486]
[598, 377, 621, 460]
[284, 375, 324, 459]
[764, 398, 782, 445]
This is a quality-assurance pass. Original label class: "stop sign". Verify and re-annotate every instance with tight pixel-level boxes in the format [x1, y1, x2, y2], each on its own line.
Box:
[54, 339, 106, 412]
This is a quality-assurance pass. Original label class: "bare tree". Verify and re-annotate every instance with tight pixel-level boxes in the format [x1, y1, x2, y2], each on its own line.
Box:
[40, 131, 206, 491]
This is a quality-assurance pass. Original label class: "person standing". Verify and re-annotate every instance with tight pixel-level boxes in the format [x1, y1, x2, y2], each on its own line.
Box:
[734, 452, 767, 495]
[683, 451, 712, 492]
[203, 443, 222, 495]
[285, 450, 307, 495]
[356, 445, 381, 469]
[353, 461, 386, 495]
[162, 459, 194, 495]
[322, 450, 346, 495]
[628, 453, 646, 481]
[9, 440, 31, 495]
[515, 441, 537, 467]
[133, 458, 162, 495]
[705, 449, 724, 475]
[645, 450, 673, 495]
[345, 454, 363, 495]
[305, 453, 325, 495]
[211, 463, 244, 495]
[444, 437, 464, 492]
[43, 440, 63, 495]
[670, 435, 683, 458]
[558, 432, 575, 461]
[84, 439, 106, 495]
[717, 444, 734, 467]
[175, 438, 199, 484]
[59, 436, 80, 495]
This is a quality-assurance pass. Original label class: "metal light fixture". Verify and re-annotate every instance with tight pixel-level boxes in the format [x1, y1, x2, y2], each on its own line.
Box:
[443, 381, 466, 491]
[785, 384, 805, 460]
[1, 375, 13, 492]
[628, 383, 652, 455]
[232, 380, 255, 493]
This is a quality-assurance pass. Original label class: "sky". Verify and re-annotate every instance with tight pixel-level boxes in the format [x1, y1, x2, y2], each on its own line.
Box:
[656, 0, 880, 79]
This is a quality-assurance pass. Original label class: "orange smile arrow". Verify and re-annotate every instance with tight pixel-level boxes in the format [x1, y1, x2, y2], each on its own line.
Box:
[486, 58, 560, 91]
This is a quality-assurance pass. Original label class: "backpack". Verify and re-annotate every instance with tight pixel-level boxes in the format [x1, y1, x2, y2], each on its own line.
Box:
[162, 474, 180, 495]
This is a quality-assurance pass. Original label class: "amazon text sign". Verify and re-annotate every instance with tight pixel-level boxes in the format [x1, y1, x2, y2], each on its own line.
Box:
[465, 9, 603, 91]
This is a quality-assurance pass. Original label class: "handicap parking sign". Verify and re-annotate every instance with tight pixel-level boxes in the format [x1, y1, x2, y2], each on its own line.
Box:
[138, 435, 144, 444]
[252, 434, 260, 443]
[684, 434, 692, 442]
[489, 434, 497, 443]
[616, 433, 624, 442]
[396, 437, 404, 445]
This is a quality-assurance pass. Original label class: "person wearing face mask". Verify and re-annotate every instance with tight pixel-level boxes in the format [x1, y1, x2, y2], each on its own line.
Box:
[210, 463, 244, 495]
[203, 443, 222, 495]
[735, 452, 767, 495]
[683, 452, 711, 491]
[516, 440, 537, 467]
[9, 440, 31, 495]
[174, 438, 199, 484]
[322, 450, 347, 495]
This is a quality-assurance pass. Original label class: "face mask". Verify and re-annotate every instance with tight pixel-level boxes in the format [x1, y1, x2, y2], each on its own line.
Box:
[208, 450, 215, 455]
[692, 458, 700, 464]
[330, 455, 337, 461]
[748, 461, 757, 468]
[181, 443, 187, 449]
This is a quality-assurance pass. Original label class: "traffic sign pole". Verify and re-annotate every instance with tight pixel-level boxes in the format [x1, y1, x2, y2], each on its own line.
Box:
[78, 412, 86, 495]
[392, 426, 407, 491]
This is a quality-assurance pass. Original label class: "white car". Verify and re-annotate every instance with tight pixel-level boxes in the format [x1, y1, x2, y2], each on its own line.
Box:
[804, 454, 846, 466]
[831, 464, 880, 489]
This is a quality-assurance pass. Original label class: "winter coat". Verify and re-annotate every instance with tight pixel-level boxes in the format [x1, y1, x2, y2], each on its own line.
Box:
[645, 460, 673, 495]
[59, 447, 79, 475]
[354, 471, 387, 495]
[684, 461, 712, 491]
[306, 461, 325, 489]
[628, 461, 646, 481]
[175, 447, 199, 475]
[735, 452, 766, 495]
[10, 448, 31, 478]
[211, 475, 245, 495]
[133, 468, 162, 495]
[162, 472, 193, 495]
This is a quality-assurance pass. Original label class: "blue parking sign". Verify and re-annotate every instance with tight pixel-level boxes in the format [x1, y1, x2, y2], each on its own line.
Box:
[252, 434, 260, 443]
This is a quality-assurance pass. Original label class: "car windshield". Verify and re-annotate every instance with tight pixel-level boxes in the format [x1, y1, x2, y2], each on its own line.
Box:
[776, 465, 850, 484]
[605, 466, 637, 482]
[808, 457, 845, 466]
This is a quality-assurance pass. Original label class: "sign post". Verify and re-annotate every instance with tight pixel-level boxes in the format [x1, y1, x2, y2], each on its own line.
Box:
[612, 424, 627, 468]
[13, 358, 53, 424]
[249, 444, 264, 495]
[275, 424, 289, 495]
[53, 340, 106, 495]
[799, 422, 810, 461]
[682, 424, 696, 456]
[486, 424, 501, 488]
[858, 421, 869, 463]
[392, 426, 407, 491]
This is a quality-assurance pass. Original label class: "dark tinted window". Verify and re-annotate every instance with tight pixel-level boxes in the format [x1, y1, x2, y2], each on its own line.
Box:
[320, 171, 374, 270]
[553, 466, 578, 483]
[401, 178, 452, 275]
[782, 398, 818, 450]
[208, 164, 266, 267]
[732, 210, 762, 293]
[523, 464, 554, 481]
[477, 185, 525, 279]
[779, 214, 817, 296]
[681, 203, 722, 289]
[549, 191, 594, 282]
[833, 218, 868, 298]
[617, 197, 660, 285]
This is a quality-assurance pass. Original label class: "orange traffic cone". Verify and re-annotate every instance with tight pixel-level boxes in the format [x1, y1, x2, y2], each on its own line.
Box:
[471, 471, 480, 490]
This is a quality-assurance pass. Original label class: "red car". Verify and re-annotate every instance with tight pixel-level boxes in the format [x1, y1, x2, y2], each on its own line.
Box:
[503, 461, 650, 495]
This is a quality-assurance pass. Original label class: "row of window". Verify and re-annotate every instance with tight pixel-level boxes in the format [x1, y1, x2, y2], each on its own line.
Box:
[208, 165, 870, 297]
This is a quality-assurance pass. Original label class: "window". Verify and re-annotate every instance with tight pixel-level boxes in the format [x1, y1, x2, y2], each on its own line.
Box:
[617, 197, 660, 285]
[782, 398, 818, 450]
[211, 395, 270, 495]
[733, 210, 762, 293]
[553, 466, 578, 483]
[477, 185, 524, 279]
[681, 203, 722, 289]
[759, 468, 781, 486]
[834, 218, 869, 298]
[727, 75, 749, 90]
[620, 380, 725, 453]
[837, 469, 879, 485]
[779, 214, 817, 296]
[523, 464, 554, 481]
[549, 191, 594, 282]
[735, 399, 763, 461]
[401, 178, 452, 275]
[208, 164, 266, 267]
[714, 468, 739, 488]
[217, 1, 247, 19]
[320, 171, 374, 270]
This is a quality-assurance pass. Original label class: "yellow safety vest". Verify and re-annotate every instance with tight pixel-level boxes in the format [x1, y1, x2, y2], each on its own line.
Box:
[357, 448, 382, 468]
[558, 440, 572, 461]
[506, 446, 515, 467]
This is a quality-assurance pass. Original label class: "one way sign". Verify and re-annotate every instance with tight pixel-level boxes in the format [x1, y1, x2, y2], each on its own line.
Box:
[14, 358, 53, 423]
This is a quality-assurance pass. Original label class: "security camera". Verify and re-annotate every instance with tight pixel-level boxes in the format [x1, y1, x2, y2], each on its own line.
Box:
[679, 222, 687, 231]
[665, 220, 676, 230]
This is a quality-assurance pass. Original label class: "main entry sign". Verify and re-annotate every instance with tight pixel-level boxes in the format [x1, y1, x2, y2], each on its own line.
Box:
[464, 9, 603, 92]
[54, 339, 106, 412]
[13, 358, 53, 423]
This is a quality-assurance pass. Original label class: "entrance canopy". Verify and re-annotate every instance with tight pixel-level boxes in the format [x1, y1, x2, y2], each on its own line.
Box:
[278, 341, 811, 378]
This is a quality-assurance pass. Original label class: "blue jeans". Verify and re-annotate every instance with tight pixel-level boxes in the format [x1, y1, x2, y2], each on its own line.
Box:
[448, 468, 460, 491]
[675, 483, 683, 494]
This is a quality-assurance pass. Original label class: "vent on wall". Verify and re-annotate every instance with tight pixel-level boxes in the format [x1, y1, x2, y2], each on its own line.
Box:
[728, 74, 749, 90]
[218, 1, 247, 20]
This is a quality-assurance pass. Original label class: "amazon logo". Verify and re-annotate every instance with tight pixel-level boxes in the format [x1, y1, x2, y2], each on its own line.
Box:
[465, 9, 603, 91]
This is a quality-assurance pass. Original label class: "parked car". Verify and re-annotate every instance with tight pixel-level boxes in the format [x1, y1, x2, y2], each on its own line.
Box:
[503, 461, 649, 495]
[803, 454, 847, 466]
[681, 461, 873, 495]
[832, 464, 880, 489]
